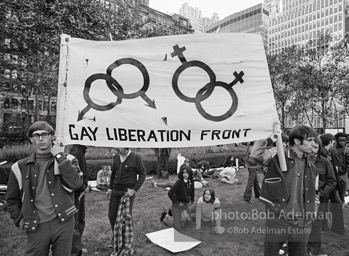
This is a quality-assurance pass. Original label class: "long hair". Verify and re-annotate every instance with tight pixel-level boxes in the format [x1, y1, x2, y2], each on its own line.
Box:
[320, 133, 334, 147]
[314, 136, 323, 161]
[223, 155, 235, 168]
[203, 188, 215, 204]
[178, 164, 194, 184]
[289, 125, 317, 146]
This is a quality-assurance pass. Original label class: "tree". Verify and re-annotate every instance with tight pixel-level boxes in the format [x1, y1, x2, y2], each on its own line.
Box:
[0, 0, 166, 130]
[267, 45, 301, 129]
[299, 31, 349, 132]
[268, 31, 349, 132]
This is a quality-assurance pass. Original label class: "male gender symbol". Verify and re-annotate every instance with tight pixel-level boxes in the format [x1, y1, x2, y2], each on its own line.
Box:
[78, 58, 156, 121]
[171, 44, 244, 122]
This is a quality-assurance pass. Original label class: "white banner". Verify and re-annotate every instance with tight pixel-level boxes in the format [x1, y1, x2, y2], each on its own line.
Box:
[56, 33, 280, 147]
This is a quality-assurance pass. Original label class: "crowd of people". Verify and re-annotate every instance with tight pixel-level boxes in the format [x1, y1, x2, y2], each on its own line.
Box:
[4, 121, 349, 256]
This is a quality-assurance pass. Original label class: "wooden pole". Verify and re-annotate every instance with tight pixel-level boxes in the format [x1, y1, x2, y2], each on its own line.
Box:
[274, 123, 287, 172]
[55, 34, 70, 145]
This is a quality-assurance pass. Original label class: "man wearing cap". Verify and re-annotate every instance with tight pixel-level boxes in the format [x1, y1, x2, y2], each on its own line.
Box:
[6, 121, 83, 256]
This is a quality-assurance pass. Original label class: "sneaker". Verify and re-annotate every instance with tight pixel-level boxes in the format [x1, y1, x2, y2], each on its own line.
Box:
[150, 179, 157, 188]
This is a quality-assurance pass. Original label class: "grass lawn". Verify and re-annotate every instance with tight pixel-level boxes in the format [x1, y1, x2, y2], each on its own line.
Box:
[1, 167, 349, 256]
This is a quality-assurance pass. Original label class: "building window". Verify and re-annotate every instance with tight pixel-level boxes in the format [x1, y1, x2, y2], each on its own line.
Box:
[11, 98, 19, 109]
[4, 69, 10, 79]
[11, 70, 17, 79]
[4, 53, 10, 61]
[4, 98, 10, 108]
[21, 57, 27, 67]
[51, 102, 56, 113]
[4, 39, 10, 48]
[12, 55, 18, 65]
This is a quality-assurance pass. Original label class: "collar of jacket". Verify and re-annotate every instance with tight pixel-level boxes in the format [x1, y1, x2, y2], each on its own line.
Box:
[25, 153, 37, 164]
[25, 152, 55, 165]
[285, 148, 307, 160]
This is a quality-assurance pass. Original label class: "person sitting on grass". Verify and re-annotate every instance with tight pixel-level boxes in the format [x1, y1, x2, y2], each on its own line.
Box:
[219, 166, 239, 185]
[223, 155, 238, 168]
[167, 164, 195, 230]
[151, 159, 208, 188]
[196, 160, 217, 178]
[193, 188, 224, 234]
[161, 188, 224, 234]
[96, 165, 111, 191]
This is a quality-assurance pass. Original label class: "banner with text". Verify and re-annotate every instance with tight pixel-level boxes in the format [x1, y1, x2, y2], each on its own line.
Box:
[56, 33, 280, 147]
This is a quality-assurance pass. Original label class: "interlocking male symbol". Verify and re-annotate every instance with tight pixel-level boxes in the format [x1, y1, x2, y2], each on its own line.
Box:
[171, 44, 244, 122]
[78, 58, 156, 121]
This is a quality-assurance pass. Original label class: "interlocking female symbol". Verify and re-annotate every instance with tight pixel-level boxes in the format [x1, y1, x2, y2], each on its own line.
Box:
[171, 44, 244, 122]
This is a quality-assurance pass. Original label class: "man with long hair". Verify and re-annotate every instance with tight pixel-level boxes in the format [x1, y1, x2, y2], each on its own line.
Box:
[259, 125, 317, 256]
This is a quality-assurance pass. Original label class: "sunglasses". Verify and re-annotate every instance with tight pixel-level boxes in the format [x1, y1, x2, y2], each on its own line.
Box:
[31, 132, 50, 139]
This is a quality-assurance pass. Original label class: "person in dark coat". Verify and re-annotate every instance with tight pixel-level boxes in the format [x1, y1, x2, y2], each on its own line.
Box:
[69, 144, 88, 256]
[154, 148, 171, 178]
[307, 137, 337, 256]
[319, 133, 345, 235]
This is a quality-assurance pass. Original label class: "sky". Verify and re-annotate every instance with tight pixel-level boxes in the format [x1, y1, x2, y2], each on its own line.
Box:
[149, 0, 264, 19]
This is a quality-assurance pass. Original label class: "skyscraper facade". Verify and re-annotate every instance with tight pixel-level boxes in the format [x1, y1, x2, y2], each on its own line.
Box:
[268, 0, 349, 55]
[179, 2, 204, 33]
[264, 0, 281, 15]
[205, 3, 269, 45]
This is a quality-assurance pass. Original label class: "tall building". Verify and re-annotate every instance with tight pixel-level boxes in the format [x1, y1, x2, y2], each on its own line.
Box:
[139, 5, 194, 35]
[268, 0, 349, 55]
[211, 13, 220, 23]
[264, 0, 281, 16]
[205, 3, 270, 46]
[268, 0, 349, 132]
[179, 2, 204, 33]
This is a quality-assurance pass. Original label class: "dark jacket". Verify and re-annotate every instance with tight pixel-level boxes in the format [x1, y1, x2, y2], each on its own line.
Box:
[320, 147, 341, 190]
[6, 153, 82, 232]
[330, 144, 349, 175]
[110, 152, 146, 192]
[69, 145, 88, 193]
[259, 149, 317, 217]
[168, 179, 194, 204]
[310, 155, 336, 198]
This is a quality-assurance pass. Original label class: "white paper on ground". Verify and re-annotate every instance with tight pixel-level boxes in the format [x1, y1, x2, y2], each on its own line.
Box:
[146, 228, 201, 253]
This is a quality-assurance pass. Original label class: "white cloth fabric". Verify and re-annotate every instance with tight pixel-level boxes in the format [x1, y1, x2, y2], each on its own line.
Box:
[219, 167, 237, 181]
[177, 154, 186, 174]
